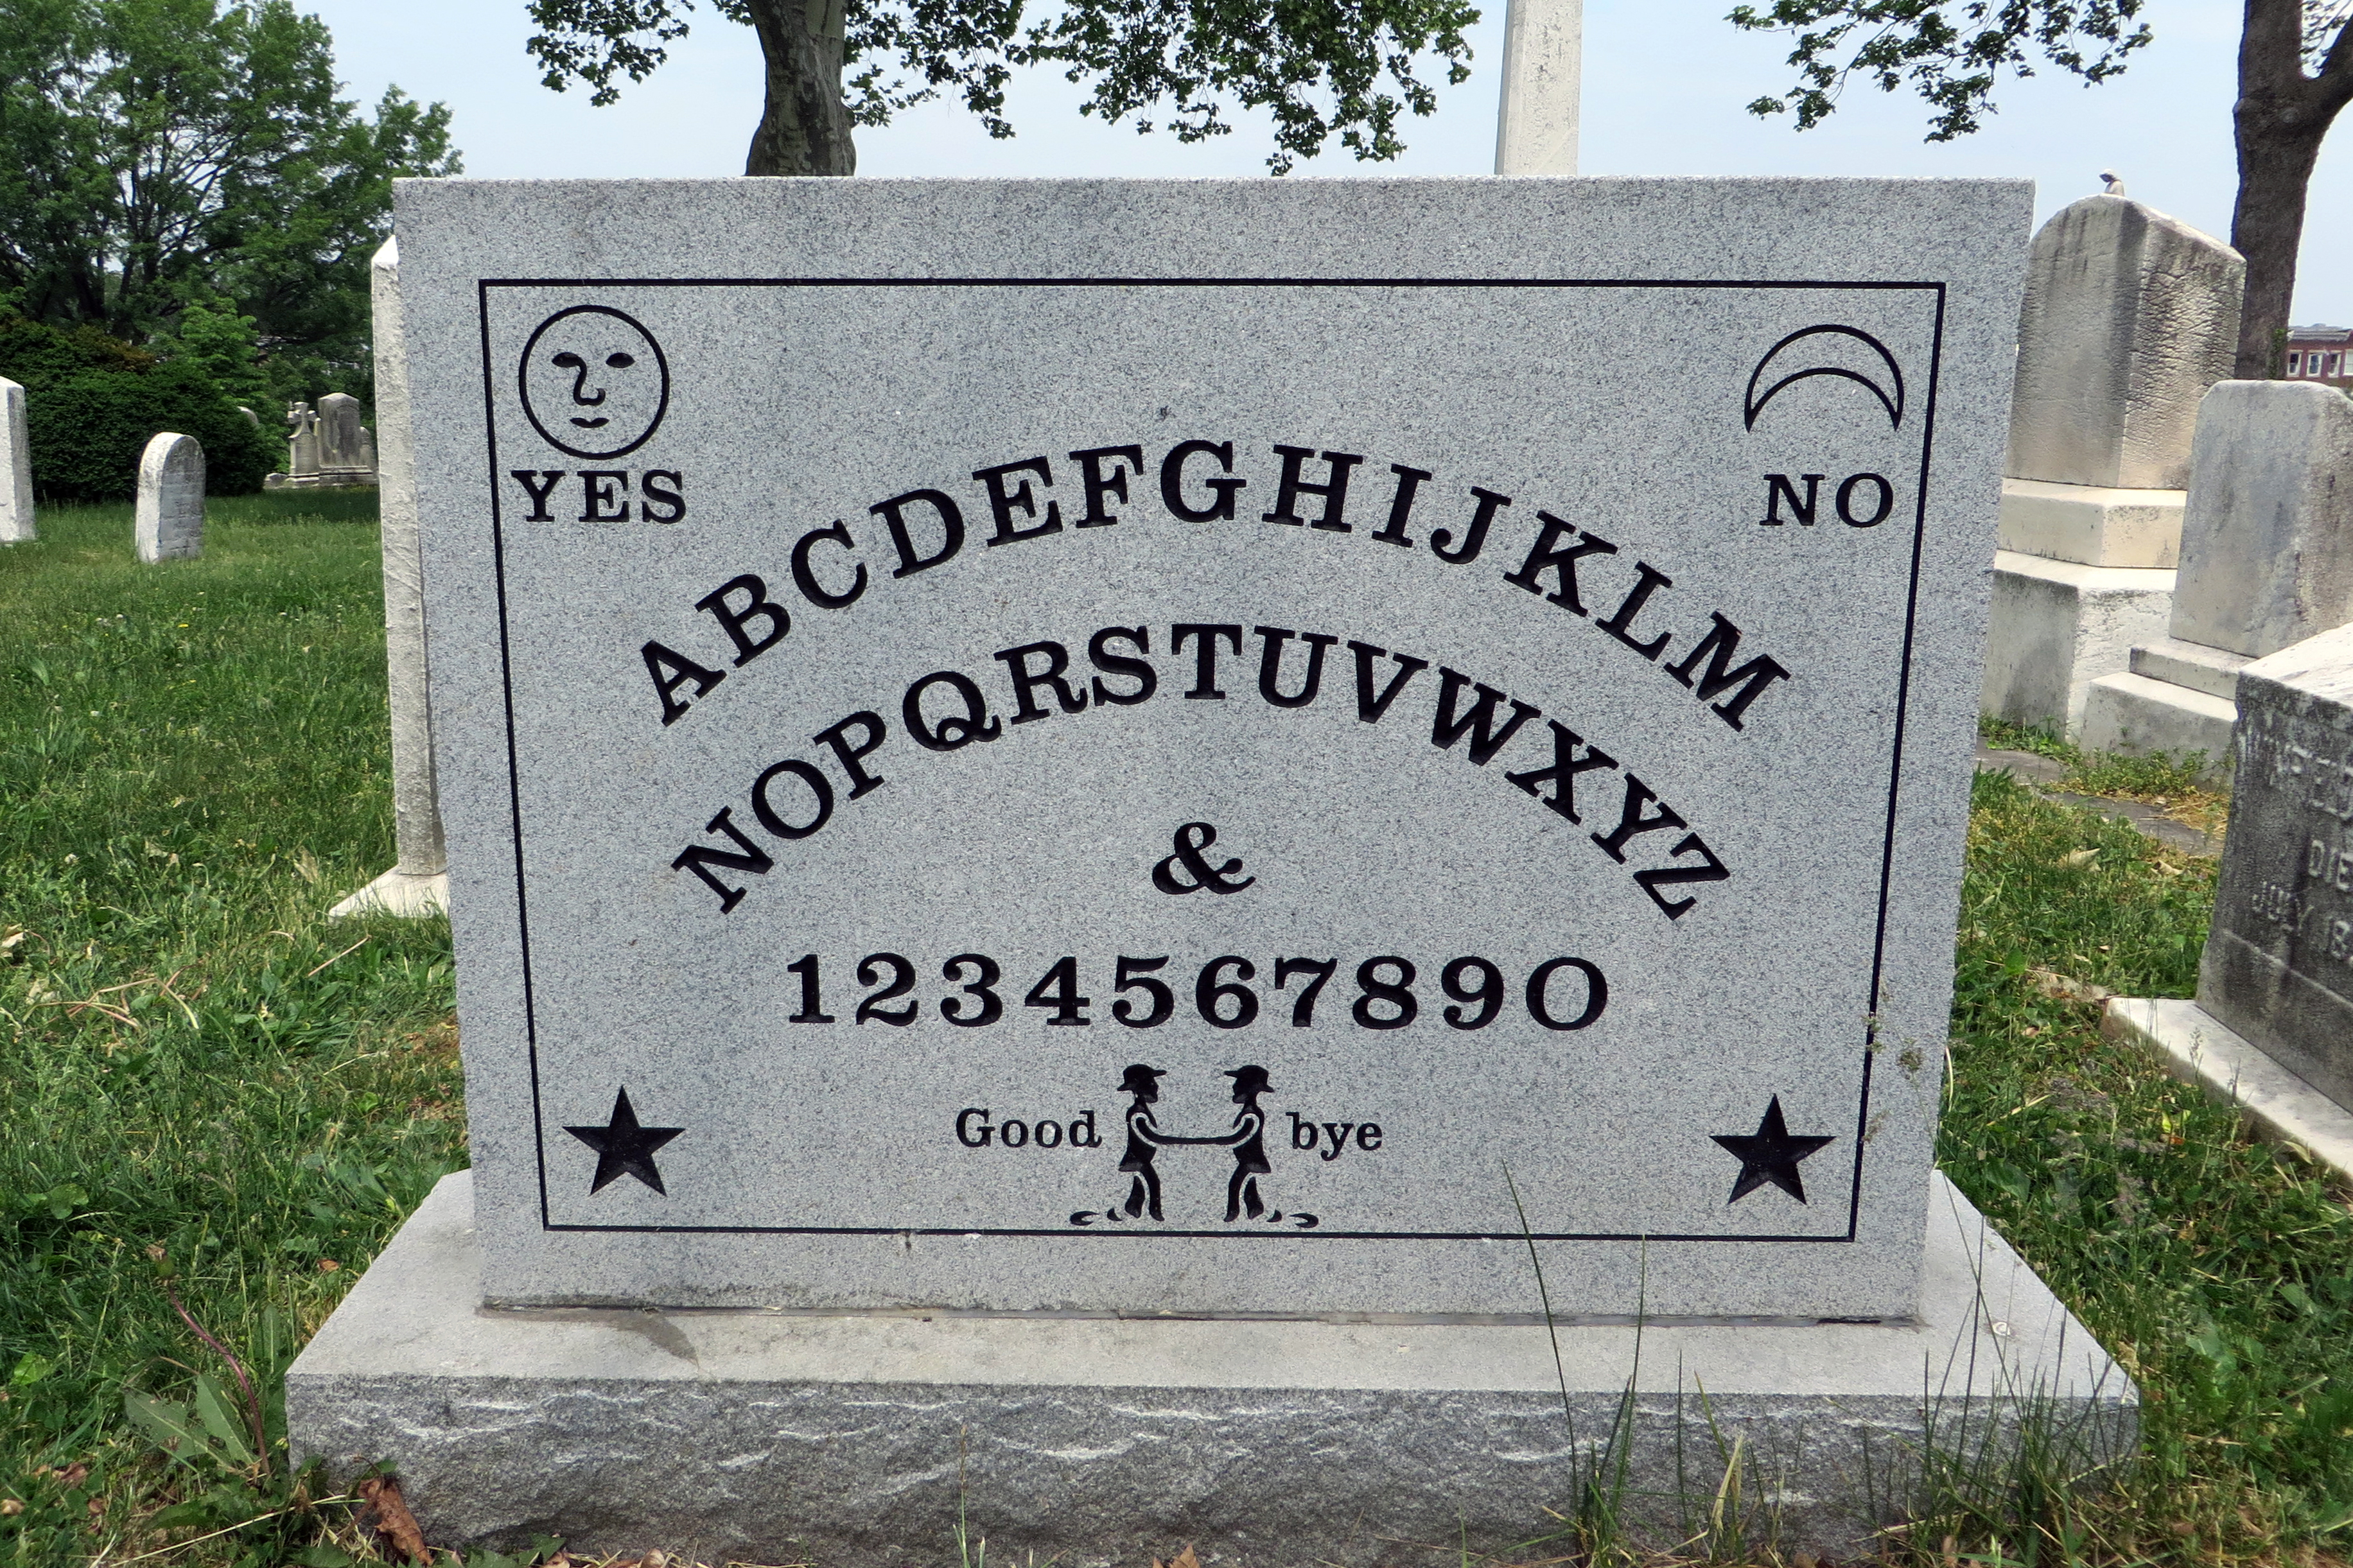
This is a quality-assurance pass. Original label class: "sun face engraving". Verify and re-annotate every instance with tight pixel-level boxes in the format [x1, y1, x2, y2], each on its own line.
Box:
[519, 304, 670, 460]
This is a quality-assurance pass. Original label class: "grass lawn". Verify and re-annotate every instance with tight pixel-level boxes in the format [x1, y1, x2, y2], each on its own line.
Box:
[0, 498, 2349, 1567]
[0, 494, 464, 1567]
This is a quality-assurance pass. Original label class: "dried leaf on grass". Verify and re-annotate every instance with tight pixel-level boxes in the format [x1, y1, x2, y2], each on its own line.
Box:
[356, 1476, 430, 1565]
[2026, 967, 2113, 1004]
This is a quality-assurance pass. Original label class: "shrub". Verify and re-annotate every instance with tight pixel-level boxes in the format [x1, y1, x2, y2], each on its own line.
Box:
[0, 317, 276, 501]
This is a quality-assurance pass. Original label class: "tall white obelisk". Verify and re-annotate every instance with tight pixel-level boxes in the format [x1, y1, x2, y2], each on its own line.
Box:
[1492, 0, 1582, 175]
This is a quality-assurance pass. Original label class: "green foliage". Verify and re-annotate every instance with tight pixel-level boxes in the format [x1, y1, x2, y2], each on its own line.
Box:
[523, 0, 1479, 172]
[0, 0, 459, 383]
[27, 361, 275, 502]
[0, 311, 277, 500]
[2063, 745, 2215, 800]
[0, 492, 465, 1565]
[152, 302, 272, 410]
[1725, 0, 2152, 140]
[1944, 770, 2353, 1551]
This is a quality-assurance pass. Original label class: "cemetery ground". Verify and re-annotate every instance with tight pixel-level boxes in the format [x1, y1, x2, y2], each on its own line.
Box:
[0, 499, 2348, 1568]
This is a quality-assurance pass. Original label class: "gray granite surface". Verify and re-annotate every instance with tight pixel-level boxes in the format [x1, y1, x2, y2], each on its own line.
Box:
[392, 177, 2029, 1317]
[134, 431, 203, 562]
[2170, 381, 2353, 660]
[2004, 194, 2241, 492]
[288, 1169, 2135, 1565]
[2201, 622, 2353, 1108]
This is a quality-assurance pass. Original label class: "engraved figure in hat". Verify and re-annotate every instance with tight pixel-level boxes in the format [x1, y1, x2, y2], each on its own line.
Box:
[1112, 1062, 1178, 1221]
[1194, 1064, 1277, 1223]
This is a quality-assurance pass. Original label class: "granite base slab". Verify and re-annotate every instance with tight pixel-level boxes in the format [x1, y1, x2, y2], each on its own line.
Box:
[2103, 998, 2353, 1183]
[1982, 551, 2175, 736]
[2077, 672, 2235, 779]
[287, 1173, 2134, 1565]
[328, 866, 448, 920]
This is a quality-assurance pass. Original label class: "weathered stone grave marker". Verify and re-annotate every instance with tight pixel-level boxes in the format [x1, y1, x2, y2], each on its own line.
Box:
[134, 431, 202, 562]
[268, 392, 379, 490]
[329, 239, 446, 920]
[1981, 193, 2242, 736]
[2081, 381, 2353, 770]
[0, 374, 31, 544]
[2108, 620, 2353, 1175]
[290, 178, 2130, 1562]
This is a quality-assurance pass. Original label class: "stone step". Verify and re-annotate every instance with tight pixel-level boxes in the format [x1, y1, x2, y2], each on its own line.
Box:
[2077, 670, 2236, 778]
[2129, 635, 2252, 702]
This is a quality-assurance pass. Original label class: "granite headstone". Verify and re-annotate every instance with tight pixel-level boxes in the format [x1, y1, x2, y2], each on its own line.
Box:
[390, 177, 2025, 1323]
[2200, 622, 2353, 1108]
[134, 431, 203, 563]
[0, 374, 31, 544]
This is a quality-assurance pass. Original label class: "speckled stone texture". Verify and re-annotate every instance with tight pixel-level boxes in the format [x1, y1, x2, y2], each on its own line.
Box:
[2005, 195, 2243, 492]
[2199, 623, 2353, 1108]
[389, 177, 2033, 1321]
[289, 1171, 2135, 1565]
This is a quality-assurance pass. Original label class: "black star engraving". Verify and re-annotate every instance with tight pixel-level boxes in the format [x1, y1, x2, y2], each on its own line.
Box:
[1711, 1095, 1835, 1204]
[564, 1087, 684, 1196]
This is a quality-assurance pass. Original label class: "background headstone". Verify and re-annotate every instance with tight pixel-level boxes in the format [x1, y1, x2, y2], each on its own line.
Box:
[2081, 381, 2353, 770]
[2006, 195, 2244, 492]
[1982, 195, 2243, 738]
[316, 391, 380, 485]
[133, 432, 203, 563]
[0, 375, 31, 544]
[2169, 381, 2353, 658]
[2201, 622, 2353, 1106]
[329, 238, 447, 920]
[288, 401, 319, 476]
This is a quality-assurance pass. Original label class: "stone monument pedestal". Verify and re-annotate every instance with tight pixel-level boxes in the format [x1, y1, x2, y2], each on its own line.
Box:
[2103, 1000, 2353, 1183]
[290, 1171, 2132, 1565]
[2079, 383, 2353, 776]
[1981, 548, 2174, 735]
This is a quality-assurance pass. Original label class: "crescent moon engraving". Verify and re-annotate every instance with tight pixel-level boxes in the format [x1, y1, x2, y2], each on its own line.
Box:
[1743, 324, 1905, 431]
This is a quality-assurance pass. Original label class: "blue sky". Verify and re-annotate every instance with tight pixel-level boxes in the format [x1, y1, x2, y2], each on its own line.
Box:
[313, 0, 2349, 322]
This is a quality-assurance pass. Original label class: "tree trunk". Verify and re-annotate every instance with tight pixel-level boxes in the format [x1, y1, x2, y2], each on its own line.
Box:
[740, 0, 856, 177]
[2230, 0, 2352, 377]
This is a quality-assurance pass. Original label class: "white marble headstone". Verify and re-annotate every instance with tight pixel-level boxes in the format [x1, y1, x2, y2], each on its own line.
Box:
[2171, 381, 2353, 659]
[0, 376, 31, 544]
[134, 431, 203, 563]
[396, 177, 2029, 1320]
[317, 392, 374, 475]
[2006, 195, 2242, 491]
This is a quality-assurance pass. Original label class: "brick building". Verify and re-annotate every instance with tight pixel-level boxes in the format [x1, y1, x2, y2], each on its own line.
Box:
[2287, 325, 2353, 387]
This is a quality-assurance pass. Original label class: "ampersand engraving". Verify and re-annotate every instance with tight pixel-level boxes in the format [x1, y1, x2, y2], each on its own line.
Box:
[1151, 821, 1255, 896]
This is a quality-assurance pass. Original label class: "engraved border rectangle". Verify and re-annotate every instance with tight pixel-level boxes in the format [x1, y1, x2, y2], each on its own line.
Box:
[471, 274, 1949, 1244]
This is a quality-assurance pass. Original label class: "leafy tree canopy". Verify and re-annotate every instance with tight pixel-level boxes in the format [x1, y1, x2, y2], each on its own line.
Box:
[525, 0, 1478, 174]
[0, 0, 461, 404]
[1725, 1, 2353, 378]
[1727, 1, 2151, 140]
